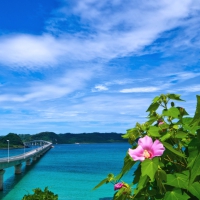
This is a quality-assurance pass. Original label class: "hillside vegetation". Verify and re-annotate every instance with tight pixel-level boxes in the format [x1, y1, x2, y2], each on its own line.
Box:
[0, 133, 24, 148]
[18, 132, 126, 144]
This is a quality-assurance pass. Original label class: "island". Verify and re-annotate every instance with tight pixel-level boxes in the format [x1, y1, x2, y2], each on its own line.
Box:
[0, 132, 126, 148]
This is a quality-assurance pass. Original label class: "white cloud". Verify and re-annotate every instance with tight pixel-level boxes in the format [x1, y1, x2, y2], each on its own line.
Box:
[0, 34, 63, 68]
[0, 0, 199, 70]
[0, 68, 93, 102]
[120, 87, 160, 93]
[178, 84, 200, 92]
[92, 85, 108, 92]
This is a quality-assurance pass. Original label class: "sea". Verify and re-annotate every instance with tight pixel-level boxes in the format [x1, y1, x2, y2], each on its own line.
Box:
[0, 143, 135, 200]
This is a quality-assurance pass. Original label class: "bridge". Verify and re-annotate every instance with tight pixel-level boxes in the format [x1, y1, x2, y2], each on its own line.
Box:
[0, 140, 52, 191]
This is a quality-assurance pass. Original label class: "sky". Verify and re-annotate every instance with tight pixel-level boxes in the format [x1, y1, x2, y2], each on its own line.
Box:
[0, 0, 200, 135]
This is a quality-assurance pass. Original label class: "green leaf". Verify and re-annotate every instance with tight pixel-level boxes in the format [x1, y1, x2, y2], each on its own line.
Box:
[188, 182, 200, 199]
[93, 173, 114, 190]
[177, 107, 189, 116]
[158, 123, 169, 130]
[141, 157, 159, 181]
[147, 126, 161, 137]
[116, 154, 136, 180]
[167, 94, 185, 101]
[134, 175, 149, 196]
[187, 149, 198, 169]
[146, 102, 160, 113]
[188, 153, 200, 184]
[175, 131, 188, 139]
[155, 169, 167, 182]
[160, 133, 171, 142]
[164, 189, 190, 200]
[165, 173, 188, 189]
[162, 107, 180, 119]
[155, 169, 167, 194]
[162, 142, 185, 158]
[123, 128, 140, 144]
[113, 188, 128, 200]
[93, 178, 108, 190]
[173, 125, 179, 130]
[188, 136, 200, 152]
[189, 95, 200, 126]
[153, 96, 161, 103]
[147, 116, 158, 125]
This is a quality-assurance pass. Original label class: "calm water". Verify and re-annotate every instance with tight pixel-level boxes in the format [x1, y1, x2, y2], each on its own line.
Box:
[0, 143, 134, 200]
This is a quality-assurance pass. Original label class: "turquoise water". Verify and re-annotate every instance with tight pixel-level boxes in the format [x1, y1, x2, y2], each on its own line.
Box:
[0, 143, 134, 200]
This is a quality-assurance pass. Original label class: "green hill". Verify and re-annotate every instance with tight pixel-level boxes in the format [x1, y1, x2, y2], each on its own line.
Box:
[0, 133, 24, 148]
[18, 132, 126, 144]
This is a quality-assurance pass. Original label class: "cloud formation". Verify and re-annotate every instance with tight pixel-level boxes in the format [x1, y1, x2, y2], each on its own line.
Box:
[0, 0, 200, 134]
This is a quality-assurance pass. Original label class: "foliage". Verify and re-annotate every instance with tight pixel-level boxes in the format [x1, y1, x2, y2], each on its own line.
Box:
[18, 132, 126, 144]
[94, 93, 200, 199]
[0, 133, 24, 148]
[22, 187, 58, 200]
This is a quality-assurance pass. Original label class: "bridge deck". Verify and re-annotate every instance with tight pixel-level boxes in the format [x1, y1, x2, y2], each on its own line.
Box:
[0, 140, 52, 190]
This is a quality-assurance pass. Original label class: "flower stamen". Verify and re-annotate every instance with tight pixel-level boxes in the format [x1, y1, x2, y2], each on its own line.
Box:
[143, 150, 151, 158]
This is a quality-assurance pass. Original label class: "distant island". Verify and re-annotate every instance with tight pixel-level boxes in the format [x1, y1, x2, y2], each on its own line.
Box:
[0, 132, 126, 148]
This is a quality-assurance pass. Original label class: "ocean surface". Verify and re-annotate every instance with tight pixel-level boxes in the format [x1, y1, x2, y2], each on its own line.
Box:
[0, 143, 134, 200]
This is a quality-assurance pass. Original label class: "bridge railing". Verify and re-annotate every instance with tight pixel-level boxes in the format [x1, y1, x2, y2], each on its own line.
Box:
[0, 141, 52, 163]
[0, 140, 52, 191]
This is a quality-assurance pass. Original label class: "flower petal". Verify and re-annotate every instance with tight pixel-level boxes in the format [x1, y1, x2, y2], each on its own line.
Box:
[114, 183, 124, 190]
[151, 139, 165, 157]
[129, 146, 145, 161]
[138, 135, 153, 151]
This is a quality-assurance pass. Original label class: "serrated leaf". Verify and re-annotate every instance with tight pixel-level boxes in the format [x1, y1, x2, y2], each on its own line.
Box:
[164, 189, 190, 200]
[141, 157, 159, 181]
[188, 182, 200, 199]
[167, 94, 185, 101]
[165, 173, 188, 189]
[163, 142, 185, 158]
[147, 126, 161, 137]
[162, 107, 180, 119]
[146, 102, 160, 113]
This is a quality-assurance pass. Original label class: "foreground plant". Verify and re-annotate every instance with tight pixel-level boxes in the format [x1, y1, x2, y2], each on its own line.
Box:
[93, 93, 200, 199]
[22, 187, 58, 200]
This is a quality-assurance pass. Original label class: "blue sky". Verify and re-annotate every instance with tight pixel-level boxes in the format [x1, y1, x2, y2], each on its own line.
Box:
[0, 0, 200, 135]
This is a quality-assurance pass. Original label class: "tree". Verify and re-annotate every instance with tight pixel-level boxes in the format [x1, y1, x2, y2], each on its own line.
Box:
[94, 93, 200, 199]
[22, 187, 58, 200]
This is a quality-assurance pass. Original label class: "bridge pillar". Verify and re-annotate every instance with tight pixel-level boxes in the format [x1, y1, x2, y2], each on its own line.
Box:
[26, 159, 31, 166]
[0, 169, 5, 191]
[15, 164, 22, 174]
[33, 156, 37, 161]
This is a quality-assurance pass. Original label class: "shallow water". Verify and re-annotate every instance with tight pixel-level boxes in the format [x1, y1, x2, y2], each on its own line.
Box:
[0, 143, 135, 200]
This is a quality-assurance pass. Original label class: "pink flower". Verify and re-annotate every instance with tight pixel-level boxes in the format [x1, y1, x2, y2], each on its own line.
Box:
[128, 135, 165, 161]
[114, 182, 124, 190]
[158, 121, 164, 125]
